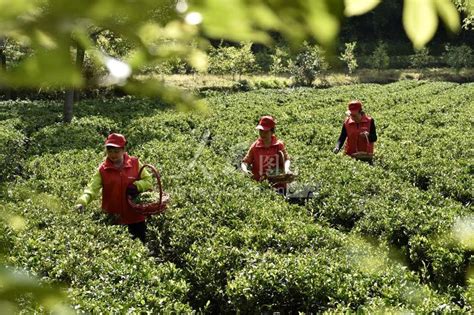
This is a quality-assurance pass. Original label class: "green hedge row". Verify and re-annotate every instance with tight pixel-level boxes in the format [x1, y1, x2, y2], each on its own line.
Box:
[199, 81, 472, 292]
[0, 121, 26, 182]
[0, 81, 472, 312]
[3, 187, 192, 313]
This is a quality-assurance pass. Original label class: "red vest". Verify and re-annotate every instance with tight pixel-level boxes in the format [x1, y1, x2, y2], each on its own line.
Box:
[343, 114, 374, 156]
[246, 136, 285, 181]
[99, 153, 146, 225]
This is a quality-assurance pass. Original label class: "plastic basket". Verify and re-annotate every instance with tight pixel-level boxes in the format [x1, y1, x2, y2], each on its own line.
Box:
[127, 164, 170, 216]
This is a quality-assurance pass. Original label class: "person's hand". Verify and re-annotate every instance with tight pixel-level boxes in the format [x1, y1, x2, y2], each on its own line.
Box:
[75, 204, 84, 212]
[126, 184, 139, 198]
[241, 164, 252, 176]
[333, 146, 340, 154]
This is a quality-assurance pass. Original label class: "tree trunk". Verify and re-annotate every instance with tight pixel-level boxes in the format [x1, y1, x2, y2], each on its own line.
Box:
[63, 44, 85, 123]
[74, 46, 85, 102]
[0, 37, 5, 72]
[0, 37, 10, 100]
[64, 89, 74, 123]
[0, 52, 5, 72]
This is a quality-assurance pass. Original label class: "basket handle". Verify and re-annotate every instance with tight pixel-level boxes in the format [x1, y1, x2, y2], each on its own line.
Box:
[278, 150, 285, 172]
[138, 164, 163, 206]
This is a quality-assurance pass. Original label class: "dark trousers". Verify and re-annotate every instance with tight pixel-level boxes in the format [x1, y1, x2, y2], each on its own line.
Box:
[127, 221, 147, 243]
[355, 157, 374, 165]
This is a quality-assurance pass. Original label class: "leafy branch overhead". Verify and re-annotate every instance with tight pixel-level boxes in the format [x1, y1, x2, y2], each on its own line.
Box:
[0, 0, 467, 93]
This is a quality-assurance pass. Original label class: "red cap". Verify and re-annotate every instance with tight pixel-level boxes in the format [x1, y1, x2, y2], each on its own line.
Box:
[256, 116, 276, 131]
[348, 100, 362, 114]
[105, 133, 126, 147]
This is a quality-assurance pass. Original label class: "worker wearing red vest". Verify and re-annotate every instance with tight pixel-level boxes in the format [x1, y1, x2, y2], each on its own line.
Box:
[75, 133, 152, 242]
[241, 116, 291, 194]
[333, 100, 377, 163]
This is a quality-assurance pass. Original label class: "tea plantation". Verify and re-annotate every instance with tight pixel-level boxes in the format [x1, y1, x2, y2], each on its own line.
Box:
[0, 81, 473, 313]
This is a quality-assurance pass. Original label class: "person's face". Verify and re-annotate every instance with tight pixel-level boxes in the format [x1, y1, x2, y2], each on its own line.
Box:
[259, 129, 272, 140]
[106, 146, 125, 163]
[350, 111, 362, 121]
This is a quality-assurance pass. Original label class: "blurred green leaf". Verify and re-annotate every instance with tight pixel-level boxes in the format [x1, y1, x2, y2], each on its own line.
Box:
[162, 21, 198, 41]
[250, 4, 281, 29]
[307, 0, 342, 47]
[195, 0, 271, 43]
[434, 0, 461, 33]
[453, 216, 474, 250]
[0, 267, 70, 312]
[7, 216, 26, 232]
[403, 0, 438, 49]
[138, 22, 163, 46]
[0, 0, 38, 24]
[2, 48, 83, 88]
[34, 29, 58, 49]
[0, 0, 465, 107]
[344, 0, 381, 16]
[187, 49, 208, 72]
[123, 79, 208, 113]
[127, 48, 148, 69]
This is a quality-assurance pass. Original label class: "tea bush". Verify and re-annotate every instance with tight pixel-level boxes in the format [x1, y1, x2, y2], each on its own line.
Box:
[4, 187, 192, 313]
[0, 124, 26, 181]
[226, 245, 457, 313]
[0, 100, 62, 134]
[28, 124, 104, 155]
[25, 150, 103, 202]
[0, 81, 472, 312]
[197, 81, 472, 294]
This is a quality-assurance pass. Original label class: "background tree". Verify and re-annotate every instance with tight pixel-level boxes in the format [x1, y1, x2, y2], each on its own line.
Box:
[409, 47, 432, 69]
[0, 0, 466, 121]
[339, 41, 358, 74]
[443, 44, 474, 71]
[371, 41, 390, 70]
[289, 42, 328, 86]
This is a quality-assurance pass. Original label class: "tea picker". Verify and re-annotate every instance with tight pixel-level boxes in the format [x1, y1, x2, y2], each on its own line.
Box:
[241, 116, 314, 204]
[75, 133, 168, 243]
[241, 116, 291, 192]
[333, 100, 377, 164]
